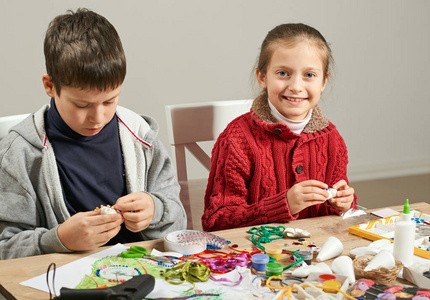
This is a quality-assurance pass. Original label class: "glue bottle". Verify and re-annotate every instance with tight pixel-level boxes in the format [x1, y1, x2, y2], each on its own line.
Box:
[393, 199, 416, 267]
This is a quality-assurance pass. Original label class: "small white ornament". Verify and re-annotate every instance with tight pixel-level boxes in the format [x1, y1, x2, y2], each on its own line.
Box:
[326, 188, 337, 200]
[100, 206, 118, 215]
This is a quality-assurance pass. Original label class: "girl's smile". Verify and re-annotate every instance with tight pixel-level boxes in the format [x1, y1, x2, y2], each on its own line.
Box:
[282, 96, 307, 103]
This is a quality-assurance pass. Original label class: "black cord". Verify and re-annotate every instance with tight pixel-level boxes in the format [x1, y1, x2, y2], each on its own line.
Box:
[46, 263, 56, 300]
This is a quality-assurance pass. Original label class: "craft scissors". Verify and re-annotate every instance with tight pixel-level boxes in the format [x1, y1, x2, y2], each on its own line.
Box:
[121, 246, 150, 258]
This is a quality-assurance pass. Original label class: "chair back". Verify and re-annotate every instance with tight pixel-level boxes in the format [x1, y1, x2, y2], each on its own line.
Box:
[165, 99, 253, 229]
[0, 113, 30, 141]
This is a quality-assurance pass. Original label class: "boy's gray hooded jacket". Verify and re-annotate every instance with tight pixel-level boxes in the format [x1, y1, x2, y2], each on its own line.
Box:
[0, 105, 186, 259]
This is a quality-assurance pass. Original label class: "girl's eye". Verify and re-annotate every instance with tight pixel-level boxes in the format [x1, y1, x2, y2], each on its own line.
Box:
[305, 73, 315, 78]
[278, 71, 288, 77]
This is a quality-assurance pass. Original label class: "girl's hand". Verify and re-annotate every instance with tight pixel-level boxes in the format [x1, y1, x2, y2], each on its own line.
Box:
[328, 180, 355, 212]
[287, 180, 329, 215]
[114, 192, 155, 233]
[58, 211, 123, 251]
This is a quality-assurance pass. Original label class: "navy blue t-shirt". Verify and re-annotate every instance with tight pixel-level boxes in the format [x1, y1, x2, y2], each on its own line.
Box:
[45, 98, 141, 245]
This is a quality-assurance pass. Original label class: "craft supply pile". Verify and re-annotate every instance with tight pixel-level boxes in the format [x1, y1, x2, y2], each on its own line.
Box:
[44, 200, 430, 299]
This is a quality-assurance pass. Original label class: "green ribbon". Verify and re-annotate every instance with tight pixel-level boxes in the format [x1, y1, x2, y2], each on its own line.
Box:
[248, 225, 285, 252]
[248, 225, 304, 270]
[164, 262, 211, 291]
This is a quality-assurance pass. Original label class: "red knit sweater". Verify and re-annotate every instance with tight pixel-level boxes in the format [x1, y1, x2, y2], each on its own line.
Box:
[202, 97, 357, 231]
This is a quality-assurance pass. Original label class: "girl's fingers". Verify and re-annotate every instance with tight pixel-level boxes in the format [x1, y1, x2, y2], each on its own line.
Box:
[336, 187, 354, 198]
[302, 186, 328, 195]
[300, 180, 328, 189]
[333, 180, 348, 190]
[301, 194, 327, 203]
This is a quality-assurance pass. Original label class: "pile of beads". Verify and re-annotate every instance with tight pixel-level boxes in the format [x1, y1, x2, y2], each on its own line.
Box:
[416, 238, 430, 252]
[292, 238, 308, 246]
[108, 278, 126, 283]
[412, 217, 430, 225]
[157, 258, 180, 268]
[205, 232, 231, 250]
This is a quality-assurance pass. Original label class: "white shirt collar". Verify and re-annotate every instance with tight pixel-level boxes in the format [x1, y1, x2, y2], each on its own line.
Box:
[268, 98, 312, 135]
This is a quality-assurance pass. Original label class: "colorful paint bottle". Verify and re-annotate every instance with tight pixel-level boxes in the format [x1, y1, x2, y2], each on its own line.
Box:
[265, 262, 283, 276]
[295, 250, 313, 265]
[265, 244, 282, 261]
[318, 274, 336, 283]
[251, 253, 269, 271]
[322, 280, 342, 293]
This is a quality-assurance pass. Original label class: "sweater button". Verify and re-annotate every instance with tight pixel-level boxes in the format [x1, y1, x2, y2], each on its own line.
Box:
[296, 165, 303, 174]
[274, 128, 282, 135]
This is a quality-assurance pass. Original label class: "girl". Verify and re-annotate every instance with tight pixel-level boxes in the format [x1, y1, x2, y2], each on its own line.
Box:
[202, 23, 357, 231]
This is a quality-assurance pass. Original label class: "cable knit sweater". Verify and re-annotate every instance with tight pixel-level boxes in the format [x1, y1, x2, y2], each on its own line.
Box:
[202, 95, 357, 231]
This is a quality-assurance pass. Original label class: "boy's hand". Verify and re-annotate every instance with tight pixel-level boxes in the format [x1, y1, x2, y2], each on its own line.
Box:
[328, 180, 355, 213]
[114, 192, 155, 233]
[58, 211, 123, 251]
[287, 180, 329, 215]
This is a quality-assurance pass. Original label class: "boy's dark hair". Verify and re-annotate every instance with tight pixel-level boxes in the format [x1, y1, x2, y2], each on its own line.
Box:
[44, 8, 126, 95]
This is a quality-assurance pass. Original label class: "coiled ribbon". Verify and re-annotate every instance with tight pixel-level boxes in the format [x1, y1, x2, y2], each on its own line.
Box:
[164, 261, 210, 291]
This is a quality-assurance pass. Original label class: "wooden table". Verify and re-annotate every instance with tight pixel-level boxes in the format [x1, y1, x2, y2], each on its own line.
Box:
[1, 202, 429, 300]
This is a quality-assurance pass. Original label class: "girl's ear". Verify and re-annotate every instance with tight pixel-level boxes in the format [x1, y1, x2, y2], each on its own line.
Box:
[321, 72, 330, 93]
[42, 74, 56, 98]
[256, 68, 267, 89]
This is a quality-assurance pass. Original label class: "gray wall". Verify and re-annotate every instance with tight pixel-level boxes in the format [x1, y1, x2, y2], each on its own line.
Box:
[1, 0, 429, 181]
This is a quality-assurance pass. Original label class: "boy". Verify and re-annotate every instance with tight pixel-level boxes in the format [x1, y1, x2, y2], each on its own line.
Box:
[0, 8, 186, 259]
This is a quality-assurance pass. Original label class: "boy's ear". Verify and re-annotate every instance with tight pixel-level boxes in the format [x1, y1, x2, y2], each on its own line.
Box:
[42, 74, 56, 98]
[256, 68, 267, 89]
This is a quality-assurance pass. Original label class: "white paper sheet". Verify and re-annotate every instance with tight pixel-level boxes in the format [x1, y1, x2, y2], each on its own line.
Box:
[20, 243, 128, 296]
[371, 208, 399, 218]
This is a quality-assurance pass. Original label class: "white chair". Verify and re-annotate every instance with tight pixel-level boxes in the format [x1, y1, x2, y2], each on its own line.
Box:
[165, 99, 253, 229]
[0, 113, 30, 141]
